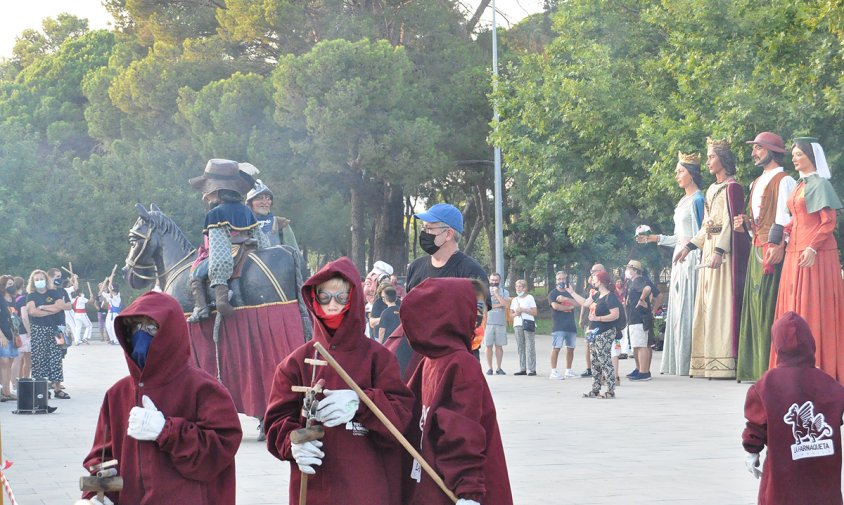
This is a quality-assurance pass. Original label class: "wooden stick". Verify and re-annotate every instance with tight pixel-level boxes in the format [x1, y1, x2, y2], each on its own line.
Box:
[313, 342, 458, 503]
[68, 262, 74, 275]
[61, 266, 73, 276]
[87, 282, 95, 301]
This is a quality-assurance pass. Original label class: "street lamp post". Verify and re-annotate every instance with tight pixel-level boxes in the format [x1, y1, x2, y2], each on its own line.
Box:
[491, 0, 505, 281]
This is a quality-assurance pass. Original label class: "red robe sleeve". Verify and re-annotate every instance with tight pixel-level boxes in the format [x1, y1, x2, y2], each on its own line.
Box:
[809, 208, 837, 251]
[264, 360, 305, 462]
[154, 382, 243, 482]
[82, 399, 119, 503]
[742, 384, 768, 454]
[429, 366, 488, 502]
[355, 350, 415, 448]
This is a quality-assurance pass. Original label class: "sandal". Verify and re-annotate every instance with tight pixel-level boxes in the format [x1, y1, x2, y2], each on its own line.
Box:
[582, 391, 601, 398]
[54, 390, 70, 399]
[601, 391, 616, 399]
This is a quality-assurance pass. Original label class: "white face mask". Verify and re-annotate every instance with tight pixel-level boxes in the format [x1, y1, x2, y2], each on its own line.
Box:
[516, 290, 525, 297]
[34, 279, 47, 290]
[624, 270, 633, 280]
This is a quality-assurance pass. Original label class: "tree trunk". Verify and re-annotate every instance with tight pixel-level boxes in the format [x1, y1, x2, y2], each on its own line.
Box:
[374, 182, 407, 275]
[350, 184, 366, 273]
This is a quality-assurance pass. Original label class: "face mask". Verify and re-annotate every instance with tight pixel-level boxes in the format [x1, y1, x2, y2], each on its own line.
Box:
[54, 278, 63, 287]
[419, 231, 441, 255]
[557, 282, 565, 290]
[516, 290, 525, 297]
[624, 271, 633, 280]
[34, 280, 47, 290]
[130, 327, 157, 369]
[6, 286, 15, 295]
[475, 302, 485, 329]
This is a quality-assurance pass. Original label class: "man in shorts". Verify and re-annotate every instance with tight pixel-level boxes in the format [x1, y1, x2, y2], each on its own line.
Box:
[548, 271, 578, 379]
[484, 272, 510, 375]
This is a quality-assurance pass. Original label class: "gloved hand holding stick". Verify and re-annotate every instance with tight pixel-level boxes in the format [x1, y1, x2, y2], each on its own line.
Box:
[313, 342, 459, 504]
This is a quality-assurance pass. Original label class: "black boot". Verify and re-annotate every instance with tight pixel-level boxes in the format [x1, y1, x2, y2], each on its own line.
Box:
[187, 278, 210, 323]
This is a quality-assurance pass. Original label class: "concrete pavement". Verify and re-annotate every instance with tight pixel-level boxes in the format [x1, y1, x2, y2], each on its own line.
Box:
[1, 334, 761, 504]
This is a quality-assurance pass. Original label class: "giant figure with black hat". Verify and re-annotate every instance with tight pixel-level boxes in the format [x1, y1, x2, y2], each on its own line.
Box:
[187, 159, 270, 322]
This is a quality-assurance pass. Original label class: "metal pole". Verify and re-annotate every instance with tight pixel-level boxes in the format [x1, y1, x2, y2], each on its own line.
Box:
[491, 0, 505, 280]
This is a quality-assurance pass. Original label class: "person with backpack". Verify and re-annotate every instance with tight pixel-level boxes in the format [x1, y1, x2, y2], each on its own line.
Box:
[566, 270, 622, 399]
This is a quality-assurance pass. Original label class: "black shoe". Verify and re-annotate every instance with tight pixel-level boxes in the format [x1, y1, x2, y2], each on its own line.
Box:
[486, 369, 493, 375]
[527, 371, 537, 376]
[514, 370, 527, 376]
[47, 406, 58, 413]
[580, 369, 592, 378]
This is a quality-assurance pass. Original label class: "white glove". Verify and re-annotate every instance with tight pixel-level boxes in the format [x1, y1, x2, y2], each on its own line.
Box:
[457, 500, 481, 505]
[745, 452, 762, 479]
[127, 395, 166, 441]
[315, 389, 360, 427]
[291, 439, 324, 475]
[78, 496, 114, 505]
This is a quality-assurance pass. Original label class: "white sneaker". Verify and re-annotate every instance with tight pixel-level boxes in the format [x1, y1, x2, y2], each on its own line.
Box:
[564, 369, 578, 378]
[549, 369, 564, 380]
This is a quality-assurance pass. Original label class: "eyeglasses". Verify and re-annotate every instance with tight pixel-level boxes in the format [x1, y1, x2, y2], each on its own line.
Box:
[253, 194, 272, 202]
[316, 290, 350, 305]
[421, 225, 450, 234]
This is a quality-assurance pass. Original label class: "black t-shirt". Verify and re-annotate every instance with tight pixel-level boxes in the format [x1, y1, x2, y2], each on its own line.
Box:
[406, 251, 488, 296]
[590, 292, 622, 334]
[14, 296, 28, 332]
[626, 276, 659, 325]
[548, 287, 577, 333]
[370, 297, 388, 320]
[378, 306, 401, 343]
[26, 291, 61, 327]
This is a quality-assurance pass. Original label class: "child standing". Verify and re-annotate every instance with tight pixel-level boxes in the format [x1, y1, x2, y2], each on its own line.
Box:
[401, 277, 513, 505]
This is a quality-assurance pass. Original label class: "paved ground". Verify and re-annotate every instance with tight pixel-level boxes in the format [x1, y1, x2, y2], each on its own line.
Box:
[2, 334, 762, 504]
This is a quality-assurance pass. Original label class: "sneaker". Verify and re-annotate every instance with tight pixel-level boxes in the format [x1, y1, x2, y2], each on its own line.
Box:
[514, 370, 527, 376]
[527, 371, 537, 376]
[564, 369, 578, 378]
[630, 372, 652, 381]
[618, 353, 629, 360]
[486, 369, 493, 376]
[626, 368, 640, 378]
[495, 368, 506, 375]
[549, 369, 564, 380]
[580, 369, 592, 378]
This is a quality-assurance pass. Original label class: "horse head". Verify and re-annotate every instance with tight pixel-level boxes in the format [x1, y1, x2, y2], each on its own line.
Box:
[124, 203, 162, 290]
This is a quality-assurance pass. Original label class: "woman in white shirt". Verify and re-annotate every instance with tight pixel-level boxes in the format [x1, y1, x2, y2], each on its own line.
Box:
[510, 279, 538, 375]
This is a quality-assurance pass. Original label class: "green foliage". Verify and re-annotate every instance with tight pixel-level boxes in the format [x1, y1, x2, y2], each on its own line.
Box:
[493, 0, 844, 276]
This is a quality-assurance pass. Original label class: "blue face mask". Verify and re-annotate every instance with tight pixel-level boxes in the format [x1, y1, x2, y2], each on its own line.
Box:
[131, 329, 155, 369]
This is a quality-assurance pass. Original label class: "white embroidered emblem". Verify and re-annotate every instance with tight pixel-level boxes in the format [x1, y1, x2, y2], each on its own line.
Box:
[783, 401, 835, 460]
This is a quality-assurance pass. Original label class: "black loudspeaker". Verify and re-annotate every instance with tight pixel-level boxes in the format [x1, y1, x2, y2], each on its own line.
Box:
[13, 378, 53, 414]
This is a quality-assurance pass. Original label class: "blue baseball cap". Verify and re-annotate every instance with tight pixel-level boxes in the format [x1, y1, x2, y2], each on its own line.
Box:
[414, 203, 464, 234]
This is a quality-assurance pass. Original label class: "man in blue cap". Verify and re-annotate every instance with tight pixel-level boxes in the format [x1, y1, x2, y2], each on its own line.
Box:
[385, 203, 489, 379]
[406, 203, 488, 291]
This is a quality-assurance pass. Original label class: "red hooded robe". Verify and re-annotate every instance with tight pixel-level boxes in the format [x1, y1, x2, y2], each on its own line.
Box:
[400, 278, 513, 505]
[743, 311, 844, 505]
[82, 292, 242, 504]
[264, 257, 414, 505]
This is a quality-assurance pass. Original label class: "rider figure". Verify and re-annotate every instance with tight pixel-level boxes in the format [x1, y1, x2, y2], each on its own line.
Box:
[246, 178, 299, 249]
[187, 159, 269, 322]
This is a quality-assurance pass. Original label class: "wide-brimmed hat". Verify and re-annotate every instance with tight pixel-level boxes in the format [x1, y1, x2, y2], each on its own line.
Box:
[189, 159, 255, 197]
[626, 260, 643, 272]
[746, 132, 786, 154]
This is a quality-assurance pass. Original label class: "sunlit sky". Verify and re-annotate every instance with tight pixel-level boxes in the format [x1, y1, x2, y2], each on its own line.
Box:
[0, 0, 544, 59]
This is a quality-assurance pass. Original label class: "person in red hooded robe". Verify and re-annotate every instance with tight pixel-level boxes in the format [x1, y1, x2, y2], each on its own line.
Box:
[264, 257, 414, 505]
[400, 277, 513, 505]
[742, 311, 844, 505]
[81, 291, 242, 505]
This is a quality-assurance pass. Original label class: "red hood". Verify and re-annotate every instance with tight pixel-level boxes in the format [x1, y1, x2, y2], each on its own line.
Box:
[302, 257, 366, 351]
[114, 291, 191, 386]
[400, 277, 476, 358]
[772, 311, 817, 368]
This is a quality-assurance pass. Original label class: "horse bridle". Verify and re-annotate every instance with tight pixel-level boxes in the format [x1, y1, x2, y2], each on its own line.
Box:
[126, 226, 196, 282]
